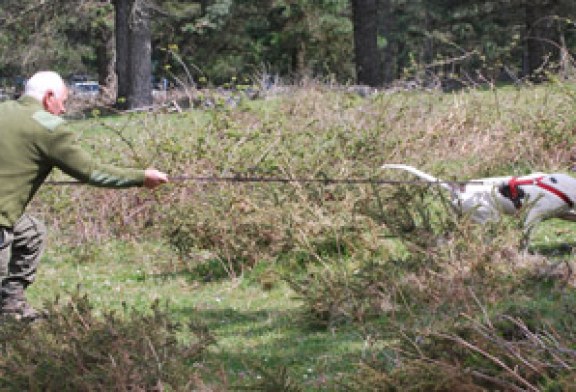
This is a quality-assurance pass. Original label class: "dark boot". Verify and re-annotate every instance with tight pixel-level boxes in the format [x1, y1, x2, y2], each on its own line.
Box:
[1, 281, 46, 321]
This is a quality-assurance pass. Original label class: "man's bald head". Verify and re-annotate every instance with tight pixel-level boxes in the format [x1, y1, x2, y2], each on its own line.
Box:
[24, 71, 67, 102]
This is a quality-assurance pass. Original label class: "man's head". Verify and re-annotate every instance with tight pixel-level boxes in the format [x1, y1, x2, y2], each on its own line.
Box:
[24, 71, 68, 115]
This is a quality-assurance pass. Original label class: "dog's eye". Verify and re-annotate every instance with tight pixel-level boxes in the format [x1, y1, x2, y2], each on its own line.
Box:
[550, 177, 557, 183]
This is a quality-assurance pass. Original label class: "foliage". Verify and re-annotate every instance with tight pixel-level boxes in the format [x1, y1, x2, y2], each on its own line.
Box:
[0, 291, 217, 391]
[0, 0, 113, 77]
[293, 162, 576, 390]
[1, 0, 574, 86]
[158, 0, 353, 84]
[19, 79, 576, 389]
[350, 291, 576, 391]
[378, 0, 576, 87]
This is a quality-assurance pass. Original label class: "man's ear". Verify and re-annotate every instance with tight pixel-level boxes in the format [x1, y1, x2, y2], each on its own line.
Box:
[42, 90, 54, 109]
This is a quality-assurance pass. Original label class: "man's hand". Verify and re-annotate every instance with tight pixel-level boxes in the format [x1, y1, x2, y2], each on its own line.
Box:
[144, 168, 169, 189]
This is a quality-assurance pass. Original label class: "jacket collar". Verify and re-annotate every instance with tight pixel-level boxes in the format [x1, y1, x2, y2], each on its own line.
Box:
[18, 95, 44, 110]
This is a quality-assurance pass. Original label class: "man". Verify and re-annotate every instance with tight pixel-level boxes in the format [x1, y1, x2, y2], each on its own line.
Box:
[0, 71, 169, 321]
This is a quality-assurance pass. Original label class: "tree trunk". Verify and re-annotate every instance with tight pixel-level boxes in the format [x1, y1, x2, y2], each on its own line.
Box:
[115, 0, 131, 108]
[114, 0, 152, 110]
[95, 28, 114, 88]
[351, 0, 381, 86]
[378, 0, 395, 84]
[127, 0, 152, 109]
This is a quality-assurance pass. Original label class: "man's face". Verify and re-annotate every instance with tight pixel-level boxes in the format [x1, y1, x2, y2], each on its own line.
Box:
[43, 86, 68, 115]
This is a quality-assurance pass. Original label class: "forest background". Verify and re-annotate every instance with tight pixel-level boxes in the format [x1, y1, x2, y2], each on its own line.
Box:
[1, 0, 576, 100]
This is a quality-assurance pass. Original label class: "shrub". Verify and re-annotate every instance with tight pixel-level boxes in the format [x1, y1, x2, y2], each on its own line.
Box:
[0, 291, 217, 391]
[352, 304, 576, 391]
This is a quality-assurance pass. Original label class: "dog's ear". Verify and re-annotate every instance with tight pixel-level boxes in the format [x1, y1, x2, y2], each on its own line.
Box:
[498, 184, 512, 198]
[499, 183, 525, 209]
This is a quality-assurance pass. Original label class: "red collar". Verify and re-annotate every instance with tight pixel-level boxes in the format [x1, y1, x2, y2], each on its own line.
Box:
[508, 176, 574, 208]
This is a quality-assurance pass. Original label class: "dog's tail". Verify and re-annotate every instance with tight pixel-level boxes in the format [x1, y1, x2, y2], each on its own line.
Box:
[381, 164, 453, 191]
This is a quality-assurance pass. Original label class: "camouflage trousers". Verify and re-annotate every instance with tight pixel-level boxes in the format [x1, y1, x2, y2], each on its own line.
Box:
[0, 215, 46, 302]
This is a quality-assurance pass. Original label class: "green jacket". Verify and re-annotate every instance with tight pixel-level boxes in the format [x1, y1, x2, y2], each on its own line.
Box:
[0, 96, 145, 228]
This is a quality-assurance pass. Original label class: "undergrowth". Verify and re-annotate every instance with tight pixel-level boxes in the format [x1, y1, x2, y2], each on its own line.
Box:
[18, 79, 576, 389]
[0, 290, 217, 391]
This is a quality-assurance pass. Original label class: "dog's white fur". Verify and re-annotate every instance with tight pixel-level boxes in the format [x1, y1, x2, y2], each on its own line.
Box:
[381, 164, 576, 242]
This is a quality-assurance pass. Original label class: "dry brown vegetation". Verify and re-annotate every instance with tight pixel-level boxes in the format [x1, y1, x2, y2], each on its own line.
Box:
[5, 79, 576, 390]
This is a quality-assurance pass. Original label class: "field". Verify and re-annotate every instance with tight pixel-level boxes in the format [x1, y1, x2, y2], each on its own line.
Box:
[2, 81, 576, 391]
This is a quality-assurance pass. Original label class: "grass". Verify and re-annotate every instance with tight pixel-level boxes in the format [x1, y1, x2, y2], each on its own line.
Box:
[3, 80, 576, 390]
[27, 239, 365, 389]
[22, 217, 575, 389]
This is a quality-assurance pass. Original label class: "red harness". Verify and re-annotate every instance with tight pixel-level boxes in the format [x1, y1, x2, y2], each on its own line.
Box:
[507, 176, 574, 209]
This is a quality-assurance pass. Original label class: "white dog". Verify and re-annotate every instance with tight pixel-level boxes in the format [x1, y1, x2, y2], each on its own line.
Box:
[381, 164, 576, 244]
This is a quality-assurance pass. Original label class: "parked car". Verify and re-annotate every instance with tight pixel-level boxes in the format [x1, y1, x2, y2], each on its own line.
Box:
[68, 74, 91, 84]
[70, 81, 100, 98]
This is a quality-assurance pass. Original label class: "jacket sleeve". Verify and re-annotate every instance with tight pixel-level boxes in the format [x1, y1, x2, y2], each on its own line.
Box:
[41, 126, 145, 188]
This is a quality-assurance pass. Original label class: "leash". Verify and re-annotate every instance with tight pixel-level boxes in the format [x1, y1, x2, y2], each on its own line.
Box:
[44, 174, 483, 187]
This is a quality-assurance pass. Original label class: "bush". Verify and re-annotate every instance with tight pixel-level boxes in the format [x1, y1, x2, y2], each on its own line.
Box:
[352, 302, 576, 391]
[0, 291, 216, 391]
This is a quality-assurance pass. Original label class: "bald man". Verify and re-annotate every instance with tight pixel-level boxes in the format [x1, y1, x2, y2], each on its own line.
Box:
[0, 71, 169, 321]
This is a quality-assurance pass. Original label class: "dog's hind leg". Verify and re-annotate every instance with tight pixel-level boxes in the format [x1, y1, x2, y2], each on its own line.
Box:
[543, 259, 574, 287]
[556, 210, 576, 222]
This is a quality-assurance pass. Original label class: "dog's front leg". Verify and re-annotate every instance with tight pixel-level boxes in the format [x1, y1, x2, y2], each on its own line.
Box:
[520, 209, 544, 253]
